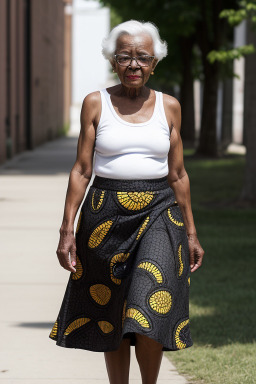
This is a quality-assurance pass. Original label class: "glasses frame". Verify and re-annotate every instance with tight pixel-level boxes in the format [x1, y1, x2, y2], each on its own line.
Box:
[114, 54, 155, 67]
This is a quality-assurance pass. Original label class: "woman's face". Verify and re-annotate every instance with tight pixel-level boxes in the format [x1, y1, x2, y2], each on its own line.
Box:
[111, 33, 158, 89]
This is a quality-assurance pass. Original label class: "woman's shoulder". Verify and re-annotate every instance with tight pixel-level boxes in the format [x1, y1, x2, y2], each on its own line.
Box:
[82, 90, 101, 108]
[162, 92, 181, 112]
[160, 93, 181, 133]
[81, 91, 102, 125]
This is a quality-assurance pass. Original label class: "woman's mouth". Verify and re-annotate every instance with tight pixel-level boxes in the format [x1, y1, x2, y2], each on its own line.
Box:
[126, 75, 141, 80]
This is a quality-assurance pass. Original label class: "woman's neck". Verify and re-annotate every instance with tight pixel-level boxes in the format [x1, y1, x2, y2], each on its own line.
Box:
[118, 84, 149, 99]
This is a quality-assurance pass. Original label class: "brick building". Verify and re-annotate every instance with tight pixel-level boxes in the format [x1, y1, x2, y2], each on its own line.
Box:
[0, 0, 72, 164]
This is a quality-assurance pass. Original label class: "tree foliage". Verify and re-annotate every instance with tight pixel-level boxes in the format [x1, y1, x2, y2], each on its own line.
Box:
[99, 0, 201, 90]
[99, 0, 239, 156]
[208, 0, 256, 64]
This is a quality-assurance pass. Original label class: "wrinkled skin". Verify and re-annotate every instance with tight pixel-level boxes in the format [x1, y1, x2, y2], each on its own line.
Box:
[56, 30, 205, 384]
[56, 32, 204, 275]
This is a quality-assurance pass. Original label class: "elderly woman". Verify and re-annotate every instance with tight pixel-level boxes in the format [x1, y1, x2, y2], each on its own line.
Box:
[49, 19, 204, 384]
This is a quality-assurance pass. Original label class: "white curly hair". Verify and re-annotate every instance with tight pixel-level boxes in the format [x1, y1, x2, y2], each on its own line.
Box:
[101, 19, 168, 62]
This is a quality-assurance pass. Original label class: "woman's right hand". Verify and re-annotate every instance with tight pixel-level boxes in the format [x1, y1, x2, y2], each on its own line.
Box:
[56, 229, 77, 273]
[55, 92, 99, 273]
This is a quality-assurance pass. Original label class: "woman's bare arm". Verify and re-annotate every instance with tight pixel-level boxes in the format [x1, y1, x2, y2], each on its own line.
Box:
[164, 95, 205, 273]
[56, 91, 101, 272]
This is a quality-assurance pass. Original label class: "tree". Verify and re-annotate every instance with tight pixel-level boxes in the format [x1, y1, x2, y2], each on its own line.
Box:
[208, 0, 256, 202]
[194, 0, 240, 157]
[99, 0, 200, 143]
[100, 0, 238, 156]
[242, 20, 256, 202]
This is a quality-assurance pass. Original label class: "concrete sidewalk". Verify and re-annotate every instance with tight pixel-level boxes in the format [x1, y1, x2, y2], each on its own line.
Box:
[0, 133, 190, 384]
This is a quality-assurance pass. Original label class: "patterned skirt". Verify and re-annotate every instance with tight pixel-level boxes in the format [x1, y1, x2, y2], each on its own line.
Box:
[49, 175, 193, 352]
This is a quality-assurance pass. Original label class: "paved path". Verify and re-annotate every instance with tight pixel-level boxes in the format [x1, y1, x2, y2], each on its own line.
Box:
[0, 133, 190, 383]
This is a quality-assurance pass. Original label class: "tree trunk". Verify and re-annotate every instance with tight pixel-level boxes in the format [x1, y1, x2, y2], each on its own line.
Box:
[221, 77, 233, 152]
[196, 60, 219, 156]
[195, 0, 226, 157]
[179, 36, 195, 144]
[240, 20, 256, 203]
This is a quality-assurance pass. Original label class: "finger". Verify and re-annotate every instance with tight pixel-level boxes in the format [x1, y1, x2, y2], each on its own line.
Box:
[63, 255, 76, 273]
[197, 247, 205, 260]
[62, 249, 77, 273]
[194, 251, 203, 267]
[56, 248, 75, 272]
[191, 263, 201, 273]
[191, 254, 203, 272]
[58, 258, 65, 268]
[70, 244, 77, 268]
[56, 249, 65, 268]
[189, 249, 195, 271]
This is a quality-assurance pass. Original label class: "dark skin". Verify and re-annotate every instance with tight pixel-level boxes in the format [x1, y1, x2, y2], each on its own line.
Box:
[56, 32, 204, 384]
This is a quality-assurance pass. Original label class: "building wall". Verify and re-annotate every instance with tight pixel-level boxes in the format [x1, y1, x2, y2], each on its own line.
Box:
[0, 0, 72, 164]
[0, 0, 28, 163]
[64, 3, 72, 129]
[72, 0, 110, 103]
[0, 0, 8, 164]
[30, 0, 65, 147]
[70, 0, 111, 133]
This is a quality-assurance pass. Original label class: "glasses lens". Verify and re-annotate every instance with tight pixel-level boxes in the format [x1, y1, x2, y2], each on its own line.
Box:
[115, 55, 154, 67]
[137, 56, 152, 66]
[116, 55, 131, 66]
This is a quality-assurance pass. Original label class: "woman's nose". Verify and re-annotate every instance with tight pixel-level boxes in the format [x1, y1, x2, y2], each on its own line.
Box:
[130, 58, 139, 69]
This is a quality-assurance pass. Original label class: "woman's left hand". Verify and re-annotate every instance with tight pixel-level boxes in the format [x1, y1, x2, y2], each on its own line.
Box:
[187, 234, 205, 273]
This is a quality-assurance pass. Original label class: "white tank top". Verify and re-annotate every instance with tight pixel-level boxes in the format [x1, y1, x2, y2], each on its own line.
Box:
[94, 88, 171, 179]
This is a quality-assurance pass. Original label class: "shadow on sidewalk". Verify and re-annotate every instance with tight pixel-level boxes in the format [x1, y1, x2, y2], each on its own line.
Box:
[0, 135, 78, 176]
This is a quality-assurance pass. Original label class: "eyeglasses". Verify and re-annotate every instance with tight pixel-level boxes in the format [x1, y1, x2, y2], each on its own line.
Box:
[114, 54, 155, 67]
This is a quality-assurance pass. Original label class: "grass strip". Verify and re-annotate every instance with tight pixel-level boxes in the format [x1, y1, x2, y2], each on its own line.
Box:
[165, 150, 256, 384]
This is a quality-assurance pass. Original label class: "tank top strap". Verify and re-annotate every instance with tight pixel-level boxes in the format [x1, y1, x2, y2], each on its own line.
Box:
[101, 88, 111, 111]
[157, 91, 171, 136]
[154, 90, 160, 110]
[101, 88, 122, 124]
[97, 89, 108, 129]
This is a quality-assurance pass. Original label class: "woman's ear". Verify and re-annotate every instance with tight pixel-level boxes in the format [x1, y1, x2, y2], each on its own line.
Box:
[152, 58, 158, 71]
[109, 59, 116, 73]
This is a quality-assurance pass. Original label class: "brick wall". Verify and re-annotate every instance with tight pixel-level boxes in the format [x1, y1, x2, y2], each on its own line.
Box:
[0, 0, 7, 164]
[30, 0, 64, 147]
[0, 0, 72, 164]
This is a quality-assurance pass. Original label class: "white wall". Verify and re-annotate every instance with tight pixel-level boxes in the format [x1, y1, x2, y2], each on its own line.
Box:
[69, 0, 115, 132]
[232, 20, 246, 144]
[71, 0, 110, 104]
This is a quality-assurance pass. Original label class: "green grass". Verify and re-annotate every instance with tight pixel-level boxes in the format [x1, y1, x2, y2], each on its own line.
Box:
[165, 151, 256, 384]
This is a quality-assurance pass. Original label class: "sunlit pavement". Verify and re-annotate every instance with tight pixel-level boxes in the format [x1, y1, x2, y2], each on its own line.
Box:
[0, 131, 188, 383]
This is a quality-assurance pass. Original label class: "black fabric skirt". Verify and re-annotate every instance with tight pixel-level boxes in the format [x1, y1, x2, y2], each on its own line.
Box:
[49, 175, 193, 352]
